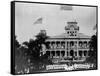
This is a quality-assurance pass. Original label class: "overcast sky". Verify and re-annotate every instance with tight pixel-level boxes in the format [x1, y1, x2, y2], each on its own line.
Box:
[15, 2, 97, 44]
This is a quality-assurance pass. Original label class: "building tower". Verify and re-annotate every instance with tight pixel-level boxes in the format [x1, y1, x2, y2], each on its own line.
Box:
[65, 21, 79, 37]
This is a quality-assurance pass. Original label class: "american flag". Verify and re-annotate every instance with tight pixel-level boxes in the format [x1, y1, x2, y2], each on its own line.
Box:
[34, 17, 43, 24]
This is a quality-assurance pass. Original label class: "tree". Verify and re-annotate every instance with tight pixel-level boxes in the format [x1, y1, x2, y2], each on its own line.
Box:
[23, 39, 36, 56]
[86, 33, 97, 68]
[89, 34, 97, 61]
[15, 35, 21, 56]
[90, 35, 97, 51]
[15, 36, 30, 74]
[22, 31, 49, 58]
[89, 24, 97, 63]
[15, 35, 20, 48]
[22, 31, 51, 71]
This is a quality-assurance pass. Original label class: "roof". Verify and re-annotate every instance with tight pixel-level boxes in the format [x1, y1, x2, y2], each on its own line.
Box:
[48, 33, 91, 39]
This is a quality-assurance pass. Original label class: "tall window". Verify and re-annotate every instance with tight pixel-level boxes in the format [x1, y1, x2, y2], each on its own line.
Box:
[79, 50, 82, 57]
[74, 51, 77, 56]
[84, 51, 87, 56]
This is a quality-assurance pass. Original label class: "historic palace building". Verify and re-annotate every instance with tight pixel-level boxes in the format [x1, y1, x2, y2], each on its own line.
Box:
[42, 21, 91, 62]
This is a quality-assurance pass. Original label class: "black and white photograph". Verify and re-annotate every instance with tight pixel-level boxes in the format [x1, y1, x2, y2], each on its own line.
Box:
[11, 1, 97, 75]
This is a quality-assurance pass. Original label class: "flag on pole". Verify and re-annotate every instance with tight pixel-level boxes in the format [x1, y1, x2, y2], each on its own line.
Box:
[34, 17, 43, 24]
[60, 5, 73, 11]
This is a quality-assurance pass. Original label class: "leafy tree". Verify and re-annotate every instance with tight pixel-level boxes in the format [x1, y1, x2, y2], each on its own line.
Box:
[85, 33, 97, 69]
[15, 35, 20, 48]
[23, 31, 49, 58]
[22, 31, 51, 71]
[90, 35, 97, 51]
[15, 36, 30, 74]
[86, 24, 97, 66]
[88, 34, 97, 62]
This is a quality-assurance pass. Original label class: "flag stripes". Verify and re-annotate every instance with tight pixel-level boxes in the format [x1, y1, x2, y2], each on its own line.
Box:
[34, 17, 43, 24]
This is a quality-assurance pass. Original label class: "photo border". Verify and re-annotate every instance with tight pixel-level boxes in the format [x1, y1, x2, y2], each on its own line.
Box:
[11, 1, 98, 75]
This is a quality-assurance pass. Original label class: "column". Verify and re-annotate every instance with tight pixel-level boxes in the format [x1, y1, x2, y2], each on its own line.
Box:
[64, 41, 66, 57]
[82, 51, 84, 57]
[86, 41, 88, 48]
[53, 42, 55, 48]
[75, 41, 77, 48]
[68, 41, 70, 57]
[65, 41, 67, 49]
[69, 51, 70, 57]
[56, 41, 58, 48]
[55, 41, 57, 48]
[65, 51, 67, 57]
[87, 50, 88, 57]
[77, 40, 79, 57]
[67, 41, 68, 57]
[50, 42, 52, 48]
[60, 41, 61, 48]
[60, 51, 61, 58]
[61, 41, 62, 48]
[50, 51, 51, 58]
[67, 51, 68, 57]
[55, 41, 57, 49]
[75, 51, 77, 57]
[57, 41, 60, 48]
[69, 41, 71, 57]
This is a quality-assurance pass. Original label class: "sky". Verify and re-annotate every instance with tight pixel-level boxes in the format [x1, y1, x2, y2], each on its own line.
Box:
[15, 2, 97, 44]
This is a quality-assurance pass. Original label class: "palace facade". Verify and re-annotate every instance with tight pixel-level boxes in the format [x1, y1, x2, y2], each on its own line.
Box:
[41, 21, 91, 62]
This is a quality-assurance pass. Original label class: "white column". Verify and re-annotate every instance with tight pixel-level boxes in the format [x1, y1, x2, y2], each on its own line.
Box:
[77, 40, 79, 57]
[65, 41, 67, 49]
[50, 42, 52, 48]
[68, 51, 70, 57]
[50, 51, 51, 58]
[86, 41, 88, 48]
[68, 41, 70, 57]
[54, 51, 55, 57]
[65, 51, 66, 57]
[60, 41, 61, 48]
[82, 51, 84, 57]
[60, 51, 61, 58]
[87, 50, 88, 57]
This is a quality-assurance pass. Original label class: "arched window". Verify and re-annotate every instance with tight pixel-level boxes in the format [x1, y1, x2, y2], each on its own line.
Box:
[70, 41, 74, 47]
[84, 50, 87, 56]
[84, 41, 87, 48]
[79, 50, 82, 57]
[67, 31, 69, 34]
[74, 51, 77, 56]
[56, 41, 60, 48]
[61, 41, 65, 48]
[56, 51, 60, 56]
[51, 51, 55, 56]
[61, 51, 65, 57]
[70, 50, 74, 56]
[79, 41, 83, 48]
